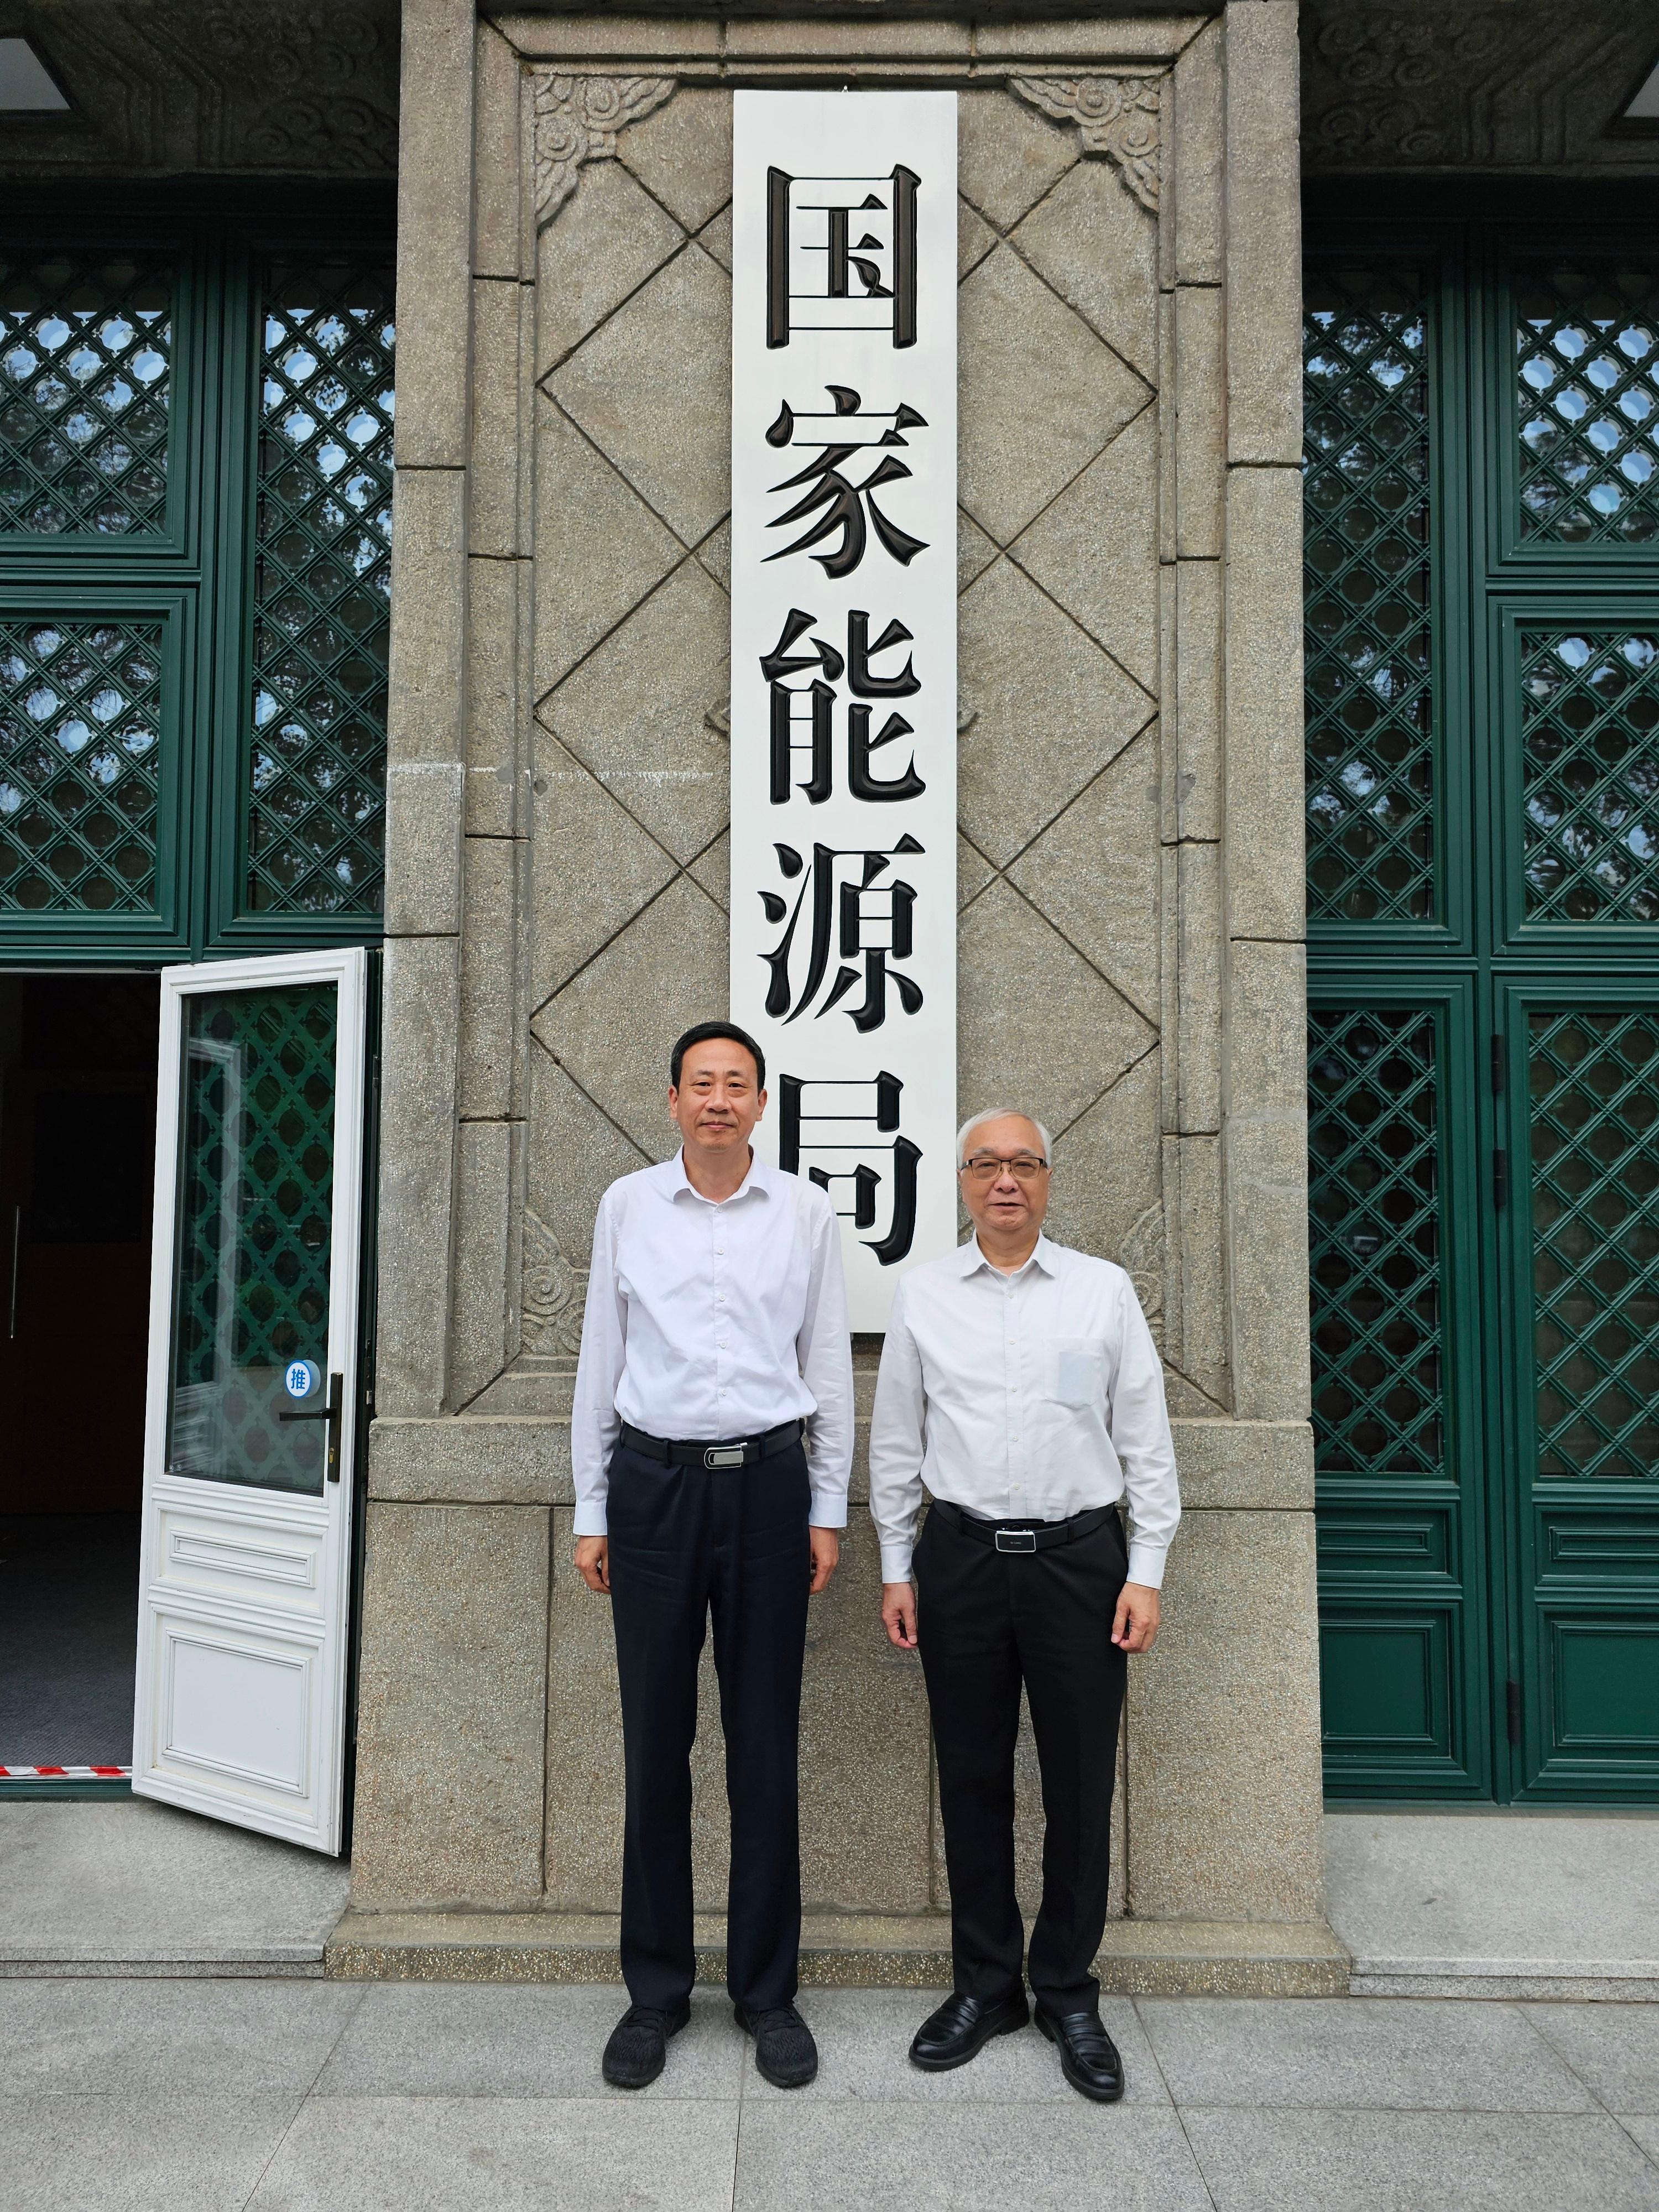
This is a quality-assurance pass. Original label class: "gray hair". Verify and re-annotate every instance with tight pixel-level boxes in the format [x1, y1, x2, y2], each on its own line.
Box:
[956, 1107, 1053, 1167]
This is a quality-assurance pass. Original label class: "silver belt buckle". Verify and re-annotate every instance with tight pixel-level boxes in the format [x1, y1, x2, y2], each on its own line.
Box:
[704, 1444, 747, 1469]
[994, 1527, 1037, 1553]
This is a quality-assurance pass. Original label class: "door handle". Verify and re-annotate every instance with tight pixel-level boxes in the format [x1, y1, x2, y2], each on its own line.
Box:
[279, 1369, 345, 1482]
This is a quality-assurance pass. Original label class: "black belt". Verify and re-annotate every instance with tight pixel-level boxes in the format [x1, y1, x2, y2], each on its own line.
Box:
[619, 1418, 804, 1470]
[934, 1499, 1118, 1554]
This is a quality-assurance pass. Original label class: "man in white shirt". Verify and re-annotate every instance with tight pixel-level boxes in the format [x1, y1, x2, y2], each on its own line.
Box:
[571, 1022, 852, 2095]
[868, 1108, 1180, 2102]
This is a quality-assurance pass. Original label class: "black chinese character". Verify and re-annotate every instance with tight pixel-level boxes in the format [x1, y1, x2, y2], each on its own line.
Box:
[764, 387, 928, 577]
[779, 1070, 920, 1265]
[760, 837, 925, 1032]
[766, 165, 919, 348]
[761, 607, 926, 805]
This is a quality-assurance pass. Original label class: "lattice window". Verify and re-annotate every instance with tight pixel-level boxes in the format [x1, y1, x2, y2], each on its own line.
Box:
[0, 615, 163, 913]
[1516, 263, 1659, 545]
[168, 982, 337, 1496]
[1308, 1008, 1446, 1475]
[0, 249, 172, 536]
[246, 255, 393, 919]
[1304, 267, 1436, 924]
[1528, 1009, 1659, 1480]
[1519, 629, 1659, 924]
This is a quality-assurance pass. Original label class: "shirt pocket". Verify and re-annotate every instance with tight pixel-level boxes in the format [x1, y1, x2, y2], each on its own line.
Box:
[1050, 1337, 1105, 1410]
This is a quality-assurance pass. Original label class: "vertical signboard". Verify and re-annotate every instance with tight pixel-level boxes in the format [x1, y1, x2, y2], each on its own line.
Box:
[731, 90, 958, 1329]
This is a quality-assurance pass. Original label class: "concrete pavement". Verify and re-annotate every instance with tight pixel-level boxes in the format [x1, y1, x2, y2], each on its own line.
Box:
[4, 1977, 1659, 2210]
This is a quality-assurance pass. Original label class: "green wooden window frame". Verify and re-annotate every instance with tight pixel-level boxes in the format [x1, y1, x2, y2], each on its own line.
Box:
[0, 191, 394, 964]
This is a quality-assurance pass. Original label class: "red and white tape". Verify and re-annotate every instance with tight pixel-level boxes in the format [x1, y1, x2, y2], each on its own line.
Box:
[0, 1764, 131, 1778]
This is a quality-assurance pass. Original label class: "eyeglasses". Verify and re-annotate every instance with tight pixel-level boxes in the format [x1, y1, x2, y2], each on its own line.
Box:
[959, 1153, 1050, 1184]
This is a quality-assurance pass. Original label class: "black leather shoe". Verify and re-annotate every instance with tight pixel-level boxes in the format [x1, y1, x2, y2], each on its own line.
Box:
[909, 1989, 1030, 2071]
[734, 2001, 818, 2088]
[1035, 2003, 1125, 2103]
[602, 1999, 690, 2089]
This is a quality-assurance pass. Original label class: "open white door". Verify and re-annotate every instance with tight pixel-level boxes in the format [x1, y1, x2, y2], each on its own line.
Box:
[133, 948, 367, 1853]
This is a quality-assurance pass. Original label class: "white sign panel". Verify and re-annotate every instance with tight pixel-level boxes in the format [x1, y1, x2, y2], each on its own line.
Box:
[731, 90, 958, 1329]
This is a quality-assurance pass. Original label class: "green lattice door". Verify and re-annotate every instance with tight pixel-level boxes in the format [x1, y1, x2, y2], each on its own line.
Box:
[133, 948, 369, 1852]
[1306, 210, 1659, 1802]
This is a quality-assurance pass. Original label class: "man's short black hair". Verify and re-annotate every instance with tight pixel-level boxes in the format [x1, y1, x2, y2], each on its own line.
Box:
[670, 1020, 766, 1092]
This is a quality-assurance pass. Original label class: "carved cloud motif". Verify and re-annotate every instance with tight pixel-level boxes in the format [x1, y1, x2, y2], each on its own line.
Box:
[531, 72, 677, 223]
[1117, 1199, 1165, 1325]
[1009, 75, 1162, 212]
[522, 1211, 587, 1357]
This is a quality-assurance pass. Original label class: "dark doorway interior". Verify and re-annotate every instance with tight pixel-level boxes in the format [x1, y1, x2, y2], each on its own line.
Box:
[0, 973, 159, 1767]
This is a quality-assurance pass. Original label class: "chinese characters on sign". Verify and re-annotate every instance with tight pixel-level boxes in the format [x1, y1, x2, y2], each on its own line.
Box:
[732, 92, 957, 1327]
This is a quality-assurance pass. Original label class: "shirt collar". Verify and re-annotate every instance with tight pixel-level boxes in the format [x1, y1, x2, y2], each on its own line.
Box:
[664, 1147, 774, 1207]
[954, 1230, 1058, 1280]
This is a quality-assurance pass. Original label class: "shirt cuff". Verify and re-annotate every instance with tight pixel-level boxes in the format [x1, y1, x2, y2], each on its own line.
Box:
[1125, 1541, 1166, 1589]
[808, 1489, 848, 1530]
[879, 1542, 915, 1584]
[572, 1503, 608, 1537]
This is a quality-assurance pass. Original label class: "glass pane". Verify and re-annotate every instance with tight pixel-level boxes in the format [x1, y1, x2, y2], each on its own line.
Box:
[167, 982, 337, 1495]
[0, 247, 173, 536]
[1528, 1008, 1659, 1480]
[0, 614, 164, 914]
[1519, 629, 1659, 924]
[1516, 262, 1659, 545]
[1303, 267, 1436, 925]
[1307, 1008, 1447, 1476]
[246, 254, 394, 920]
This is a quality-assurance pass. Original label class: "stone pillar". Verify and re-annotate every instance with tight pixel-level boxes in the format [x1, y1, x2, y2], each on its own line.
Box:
[346, 3, 1340, 1992]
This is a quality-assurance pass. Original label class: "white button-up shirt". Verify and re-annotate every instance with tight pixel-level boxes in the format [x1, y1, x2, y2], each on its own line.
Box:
[868, 1233, 1180, 1588]
[571, 1151, 853, 1535]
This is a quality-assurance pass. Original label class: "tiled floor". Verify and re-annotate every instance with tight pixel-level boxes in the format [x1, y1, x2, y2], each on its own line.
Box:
[3, 1979, 1658, 2210]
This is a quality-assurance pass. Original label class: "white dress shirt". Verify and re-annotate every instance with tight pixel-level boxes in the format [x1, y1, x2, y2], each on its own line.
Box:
[868, 1232, 1180, 1589]
[571, 1151, 853, 1535]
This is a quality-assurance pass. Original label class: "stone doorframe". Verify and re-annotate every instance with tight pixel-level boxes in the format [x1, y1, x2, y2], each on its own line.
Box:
[343, 1, 1338, 1991]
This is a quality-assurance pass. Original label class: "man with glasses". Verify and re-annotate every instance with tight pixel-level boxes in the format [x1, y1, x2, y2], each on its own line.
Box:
[572, 1021, 852, 2094]
[868, 1108, 1179, 2101]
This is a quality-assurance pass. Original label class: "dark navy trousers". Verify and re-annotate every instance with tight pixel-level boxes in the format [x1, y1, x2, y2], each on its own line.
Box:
[606, 1439, 811, 2012]
[915, 1502, 1129, 2012]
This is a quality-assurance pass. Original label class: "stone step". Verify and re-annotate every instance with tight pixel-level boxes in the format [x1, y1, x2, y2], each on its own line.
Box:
[325, 1909, 1350, 1996]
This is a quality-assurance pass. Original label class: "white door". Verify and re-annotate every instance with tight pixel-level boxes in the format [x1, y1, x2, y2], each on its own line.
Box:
[132, 947, 367, 1853]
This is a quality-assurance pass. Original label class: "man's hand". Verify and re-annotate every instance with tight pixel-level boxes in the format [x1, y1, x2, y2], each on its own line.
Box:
[881, 1579, 917, 1650]
[809, 1526, 840, 1594]
[1111, 1581, 1160, 1653]
[574, 1536, 610, 1594]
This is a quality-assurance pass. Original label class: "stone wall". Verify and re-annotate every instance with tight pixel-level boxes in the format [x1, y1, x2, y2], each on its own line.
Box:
[353, 0, 1323, 1936]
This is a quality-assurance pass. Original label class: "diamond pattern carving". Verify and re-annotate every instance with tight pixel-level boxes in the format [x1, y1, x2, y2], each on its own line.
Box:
[959, 556, 1153, 866]
[0, 247, 172, 537]
[1527, 1008, 1659, 1478]
[519, 77, 1169, 1417]
[533, 872, 725, 1154]
[542, 559, 730, 866]
[959, 247, 1146, 545]
[534, 394, 685, 692]
[547, 243, 732, 546]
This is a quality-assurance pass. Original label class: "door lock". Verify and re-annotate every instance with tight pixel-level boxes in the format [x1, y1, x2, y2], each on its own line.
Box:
[279, 1369, 345, 1481]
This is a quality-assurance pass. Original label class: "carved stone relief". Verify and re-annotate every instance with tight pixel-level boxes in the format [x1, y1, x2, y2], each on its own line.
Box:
[531, 72, 677, 223]
[1300, 0, 1659, 172]
[520, 1212, 586, 1360]
[0, 0, 398, 176]
[1009, 76, 1162, 211]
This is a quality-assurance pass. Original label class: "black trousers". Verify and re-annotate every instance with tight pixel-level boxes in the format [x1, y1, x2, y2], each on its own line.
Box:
[915, 1503, 1128, 2012]
[606, 1439, 811, 2012]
